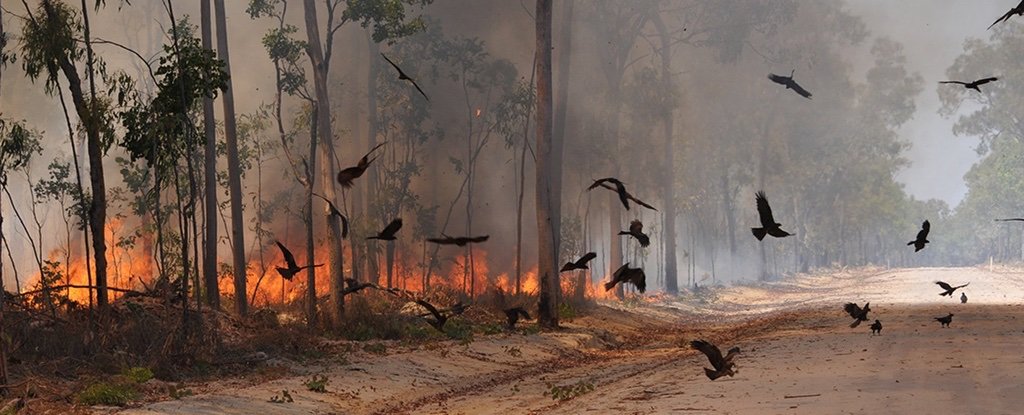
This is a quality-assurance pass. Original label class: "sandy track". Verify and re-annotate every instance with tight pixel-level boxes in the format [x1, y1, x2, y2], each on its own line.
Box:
[117, 267, 1024, 414]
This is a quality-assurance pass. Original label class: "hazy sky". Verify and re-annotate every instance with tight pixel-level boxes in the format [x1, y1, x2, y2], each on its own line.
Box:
[848, 1, 1009, 207]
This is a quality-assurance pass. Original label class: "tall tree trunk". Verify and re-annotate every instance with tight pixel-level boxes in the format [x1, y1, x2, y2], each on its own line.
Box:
[214, 0, 248, 316]
[200, 0, 219, 310]
[651, 12, 677, 294]
[721, 172, 737, 254]
[552, 0, 572, 302]
[365, 35, 381, 286]
[535, 0, 558, 327]
[305, 104, 319, 328]
[607, 87, 624, 298]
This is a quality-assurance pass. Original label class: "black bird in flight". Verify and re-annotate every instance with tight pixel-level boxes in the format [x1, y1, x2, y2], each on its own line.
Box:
[337, 142, 385, 189]
[940, 77, 998, 92]
[619, 219, 651, 248]
[908, 220, 930, 252]
[935, 281, 969, 297]
[989, 1, 1024, 29]
[341, 278, 378, 296]
[604, 263, 647, 293]
[751, 191, 794, 240]
[995, 218, 1024, 222]
[426, 234, 490, 246]
[767, 70, 812, 99]
[381, 53, 430, 101]
[560, 252, 597, 272]
[935, 313, 954, 328]
[367, 218, 403, 241]
[870, 320, 882, 336]
[504, 306, 531, 330]
[312, 193, 349, 238]
[690, 339, 741, 381]
[587, 178, 656, 211]
[274, 241, 323, 280]
[844, 302, 871, 328]
[961, 292, 968, 304]
[415, 299, 449, 332]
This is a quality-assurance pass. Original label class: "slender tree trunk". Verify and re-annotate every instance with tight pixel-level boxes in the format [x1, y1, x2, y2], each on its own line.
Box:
[651, 12, 677, 294]
[213, 0, 248, 316]
[305, 104, 319, 328]
[607, 88, 624, 298]
[535, 0, 558, 327]
[200, 0, 219, 310]
[366, 35, 381, 286]
[550, 0, 572, 303]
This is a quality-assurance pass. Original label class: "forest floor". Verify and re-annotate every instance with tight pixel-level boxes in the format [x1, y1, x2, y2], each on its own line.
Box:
[94, 266, 1024, 414]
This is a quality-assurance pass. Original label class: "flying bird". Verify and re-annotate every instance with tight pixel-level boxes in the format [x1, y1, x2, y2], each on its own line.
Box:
[619, 219, 651, 248]
[935, 281, 969, 297]
[844, 302, 871, 328]
[940, 77, 998, 92]
[367, 218, 403, 241]
[341, 278, 378, 296]
[381, 53, 430, 101]
[312, 193, 349, 238]
[908, 220, 930, 252]
[504, 306, 531, 330]
[426, 234, 490, 246]
[274, 241, 323, 280]
[935, 313, 954, 328]
[870, 320, 882, 336]
[995, 218, 1024, 222]
[415, 299, 449, 332]
[767, 70, 812, 99]
[560, 252, 597, 272]
[690, 339, 741, 381]
[336, 142, 385, 189]
[989, 1, 1024, 29]
[751, 191, 794, 240]
[961, 292, 968, 304]
[604, 263, 647, 293]
[587, 178, 656, 211]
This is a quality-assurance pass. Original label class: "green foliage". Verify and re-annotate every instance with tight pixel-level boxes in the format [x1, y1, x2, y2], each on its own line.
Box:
[77, 382, 137, 406]
[342, 0, 433, 44]
[443, 319, 474, 343]
[0, 118, 42, 185]
[123, 367, 154, 384]
[303, 374, 329, 393]
[557, 302, 577, 321]
[20, 0, 83, 92]
[544, 380, 595, 401]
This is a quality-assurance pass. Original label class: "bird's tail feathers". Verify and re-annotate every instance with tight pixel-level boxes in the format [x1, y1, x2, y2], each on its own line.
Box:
[850, 319, 863, 328]
[604, 280, 617, 291]
[751, 228, 767, 241]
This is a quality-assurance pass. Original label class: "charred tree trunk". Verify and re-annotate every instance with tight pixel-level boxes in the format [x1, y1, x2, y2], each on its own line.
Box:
[535, 0, 558, 327]
[200, 0, 219, 310]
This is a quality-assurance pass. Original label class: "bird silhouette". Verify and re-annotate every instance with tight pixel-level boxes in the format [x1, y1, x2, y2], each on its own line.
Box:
[940, 77, 998, 92]
[870, 320, 882, 336]
[604, 263, 647, 293]
[935, 313, 954, 328]
[751, 191, 794, 240]
[274, 241, 323, 280]
[844, 302, 871, 328]
[415, 299, 449, 332]
[312, 193, 349, 238]
[337, 142, 385, 188]
[587, 178, 656, 211]
[989, 1, 1024, 29]
[908, 220, 930, 252]
[690, 339, 741, 381]
[995, 218, 1024, 222]
[426, 234, 490, 246]
[961, 292, 968, 304]
[504, 306, 531, 330]
[367, 218, 403, 241]
[381, 53, 430, 101]
[341, 277, 378, 296]
[560, 252, 597, 272]
[767, 70, 812, 99]
[619, 219, 651, 248]
[935, 281, 969, 297]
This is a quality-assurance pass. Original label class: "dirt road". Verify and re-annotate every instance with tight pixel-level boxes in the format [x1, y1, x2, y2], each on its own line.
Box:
[118, 267, 1024, 414]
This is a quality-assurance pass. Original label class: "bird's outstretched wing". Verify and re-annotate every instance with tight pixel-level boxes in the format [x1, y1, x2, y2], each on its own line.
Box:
[275, 241, 298, 269]
[415, 299, 443, 321]
[755, 191, 777, 228]
[468, 235, 490, 244]
[690, 339, 726, 371]
[312, 193, 349, 238]
[935, 281, 953, 291]
[382, 218, 403, 238]
[767, 73, 788, 85]
[939, 81, 969, 86]
[789, 80, 812, 99]
[996, 218, 1024, 222]
[988, 3, 1023, 30]
[587, 177, 622, 191]
[919, 220, 930, 239]
[577, 252, 597, 265]
[975, 77, 999, 86]
[409, 79, 430, 101]
[844, 302, 863, 319]
[380, 53, 405, 77]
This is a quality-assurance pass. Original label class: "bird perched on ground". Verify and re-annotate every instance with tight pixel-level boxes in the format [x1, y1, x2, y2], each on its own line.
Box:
[587, 178, 656, 211]
[961, 292, 968, 304]
[940, 77, 999, 92]
[367, 218, 403, 241]
[844, 302, 871, 328]
[908, 220, 930, 252]
[989, 1, 1024, 29]
[274, 241, 323, 280]
[604, 263, 647, 293]
[381, 53, 429, 101]
[504, 306, 531, 330]
[870, 320, 882, 336]
[767, 70, 812, 99]
[690, 339, 741, 380]
[337, 142, 385, 188]
[619, 219, 651, 248]
[426, 234, 490, 246]
[312, 193, 349, 238]
[560, 252, 597, 272]
[935, 281, 969, 297]
[935, 313, 954, 328]
[751, 191, 794, 240]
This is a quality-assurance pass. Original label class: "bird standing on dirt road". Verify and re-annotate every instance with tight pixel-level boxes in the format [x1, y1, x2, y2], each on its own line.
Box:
[940, 77, 999, 92]
[751, 191, 794, 240]
[604, 263, 647, 293]
[935, 281, 969, 297]
[935, 313, 954, 328]
[337, 142, 385, 188]
[961, 292, 968, 304]
[908, 220, 930, 252]
[767, 70, 813, 99]
[690, 339, 741, 380]
[989, 1, 1024, 29]
[381, 53, 430, 101]
[504, 307, 531, 330]
[560, 252, 597, 272]
[870, 320, 882, 335]
[367, 218, 403, 241]
[619, 219, 651, 248]
[844, 302, 871, 328]
[274, 241, 323, 280]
